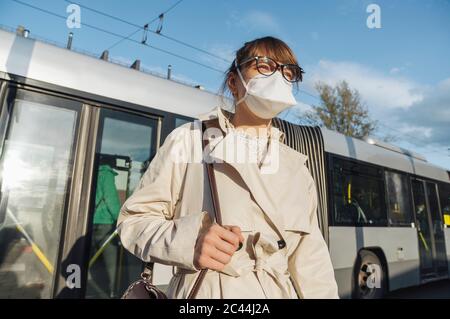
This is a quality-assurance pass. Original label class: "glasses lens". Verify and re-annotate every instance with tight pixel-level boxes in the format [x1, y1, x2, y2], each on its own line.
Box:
[256, 57, 277, 76]
[283, 64, 303, 82]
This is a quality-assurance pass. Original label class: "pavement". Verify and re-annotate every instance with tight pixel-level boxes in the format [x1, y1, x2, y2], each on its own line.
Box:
[386, 279, 450, 298]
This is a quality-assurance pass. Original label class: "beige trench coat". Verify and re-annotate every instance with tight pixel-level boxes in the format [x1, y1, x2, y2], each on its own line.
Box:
[117, 106, 339, 299]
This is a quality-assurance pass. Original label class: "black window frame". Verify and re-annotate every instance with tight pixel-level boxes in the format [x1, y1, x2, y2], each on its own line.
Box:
[83, 107, 161, 299]
[384, 169, 415, 227]
[438, 181, 450, 228]
[0, 84, 83, 298]
[0, 74, 197, 298]
[327, 154, 388, 227]
[327, 152, 450, 229]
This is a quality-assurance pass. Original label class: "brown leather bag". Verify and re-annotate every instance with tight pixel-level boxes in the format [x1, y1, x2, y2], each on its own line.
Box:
[121, 119, 222, 299]
[121, 262, 168, 299]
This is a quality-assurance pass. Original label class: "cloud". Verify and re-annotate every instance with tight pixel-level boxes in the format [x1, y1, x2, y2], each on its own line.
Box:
[391, 77, 450, 147]
[280, 102, 316, 125]
[396, 124, 433, 139]
[199, 43, 235, 70]
[389, 67, 401, 74]
[226, 10, 281, 34]
[305, 60, 424, 114]
[302, 59, 449, 157]
[207, 44, 235, 63]
[310, 31, 319, 41]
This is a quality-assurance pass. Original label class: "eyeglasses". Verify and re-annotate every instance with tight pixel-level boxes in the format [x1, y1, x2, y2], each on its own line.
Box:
[236, 56, 305, 83]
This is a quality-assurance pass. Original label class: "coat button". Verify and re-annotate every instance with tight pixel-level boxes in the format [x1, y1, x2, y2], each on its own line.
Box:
[277, 239, 286, 249]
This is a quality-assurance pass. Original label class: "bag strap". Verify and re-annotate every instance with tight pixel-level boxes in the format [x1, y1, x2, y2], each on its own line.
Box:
[186, 118, 224, 299]
[142, 118, 223, 299]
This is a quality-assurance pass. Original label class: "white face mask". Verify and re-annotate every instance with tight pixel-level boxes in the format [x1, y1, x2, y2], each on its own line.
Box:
[235, 60, 297, 119]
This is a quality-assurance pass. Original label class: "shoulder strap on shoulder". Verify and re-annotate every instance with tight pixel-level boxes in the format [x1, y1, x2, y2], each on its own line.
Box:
[187, 118, 224, 299]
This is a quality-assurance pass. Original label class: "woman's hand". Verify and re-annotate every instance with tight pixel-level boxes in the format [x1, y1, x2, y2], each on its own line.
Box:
[193, 214, 245, 271]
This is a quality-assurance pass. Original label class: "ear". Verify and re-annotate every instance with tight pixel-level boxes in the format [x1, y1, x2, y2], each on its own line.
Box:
[227, 73, 237, 97]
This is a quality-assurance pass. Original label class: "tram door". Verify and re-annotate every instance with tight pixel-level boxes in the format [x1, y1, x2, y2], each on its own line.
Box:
[84, 108, 159, 298]
[411, 179, 448, 279]
[0, 88, 81, 298]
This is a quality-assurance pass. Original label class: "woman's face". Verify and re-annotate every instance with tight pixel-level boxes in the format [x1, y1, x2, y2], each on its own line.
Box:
[227, 57, 260, 102]
[228, 53, 293, 104]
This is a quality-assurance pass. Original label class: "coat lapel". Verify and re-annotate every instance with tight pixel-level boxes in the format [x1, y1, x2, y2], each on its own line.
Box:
[206, 129, 309, 241]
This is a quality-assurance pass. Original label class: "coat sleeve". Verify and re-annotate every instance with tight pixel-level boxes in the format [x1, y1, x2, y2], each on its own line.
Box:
[116, 124, 209, 271]
[288, 179, 339, 299]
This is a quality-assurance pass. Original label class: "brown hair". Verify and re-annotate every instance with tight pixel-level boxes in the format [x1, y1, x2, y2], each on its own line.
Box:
[219, 36, 301, 104]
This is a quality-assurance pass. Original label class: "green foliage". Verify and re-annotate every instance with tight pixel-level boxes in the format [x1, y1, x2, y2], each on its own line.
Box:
[305, 80, 378, 139]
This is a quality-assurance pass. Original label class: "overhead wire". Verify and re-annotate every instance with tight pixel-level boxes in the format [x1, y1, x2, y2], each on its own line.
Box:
[63, 0, 232, 63]
[11, 0, 225, 73]
[9, 0, 449, 157]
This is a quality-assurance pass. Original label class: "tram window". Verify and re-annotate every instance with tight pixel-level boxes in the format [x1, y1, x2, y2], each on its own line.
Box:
[175, 117, 190, 128]
[85, 109, 158, 299]
[331, 157, 387, 226]
[0, 97, 79, 298]
[385, 171, 413, 226]
[439, 183, 450, 227]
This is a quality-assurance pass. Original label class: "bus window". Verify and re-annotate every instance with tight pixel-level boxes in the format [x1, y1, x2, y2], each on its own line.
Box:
[85, 108, 158, 299]
[426, 182, 447, 274]
[385, 171, 413, 226]
[0, 94, 80, 298]
[439, 183, 450, 227]
[331, 157, 387, 226]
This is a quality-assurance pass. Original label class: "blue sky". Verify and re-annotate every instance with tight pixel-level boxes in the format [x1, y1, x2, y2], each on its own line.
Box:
[1, 0, 449, 169]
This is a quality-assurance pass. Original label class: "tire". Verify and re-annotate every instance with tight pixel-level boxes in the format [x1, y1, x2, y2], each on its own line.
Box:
[353, 250, 387, 299]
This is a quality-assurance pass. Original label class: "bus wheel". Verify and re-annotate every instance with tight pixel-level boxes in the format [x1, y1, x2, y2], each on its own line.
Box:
[353, 250, 386, 299]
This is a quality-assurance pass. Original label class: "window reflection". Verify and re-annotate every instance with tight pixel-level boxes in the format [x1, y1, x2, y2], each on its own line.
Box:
[385, 171, 413, 226]
[85, 109, 157, 298]
[331, 157, 387, 226]
[0, 99, 78, 298]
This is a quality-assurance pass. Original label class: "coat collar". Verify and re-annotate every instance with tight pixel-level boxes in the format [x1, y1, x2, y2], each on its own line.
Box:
[198, 106, 310, 241]
[197, 106, 286, 144]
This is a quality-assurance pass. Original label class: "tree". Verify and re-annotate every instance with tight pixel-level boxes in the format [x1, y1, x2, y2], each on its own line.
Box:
[304, 80, 378, 140]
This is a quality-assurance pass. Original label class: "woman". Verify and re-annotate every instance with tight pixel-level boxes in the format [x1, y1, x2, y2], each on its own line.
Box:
[117, 36, 339, 299]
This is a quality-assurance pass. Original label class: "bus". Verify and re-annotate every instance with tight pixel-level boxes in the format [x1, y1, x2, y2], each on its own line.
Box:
[0, 26, 449, 299]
